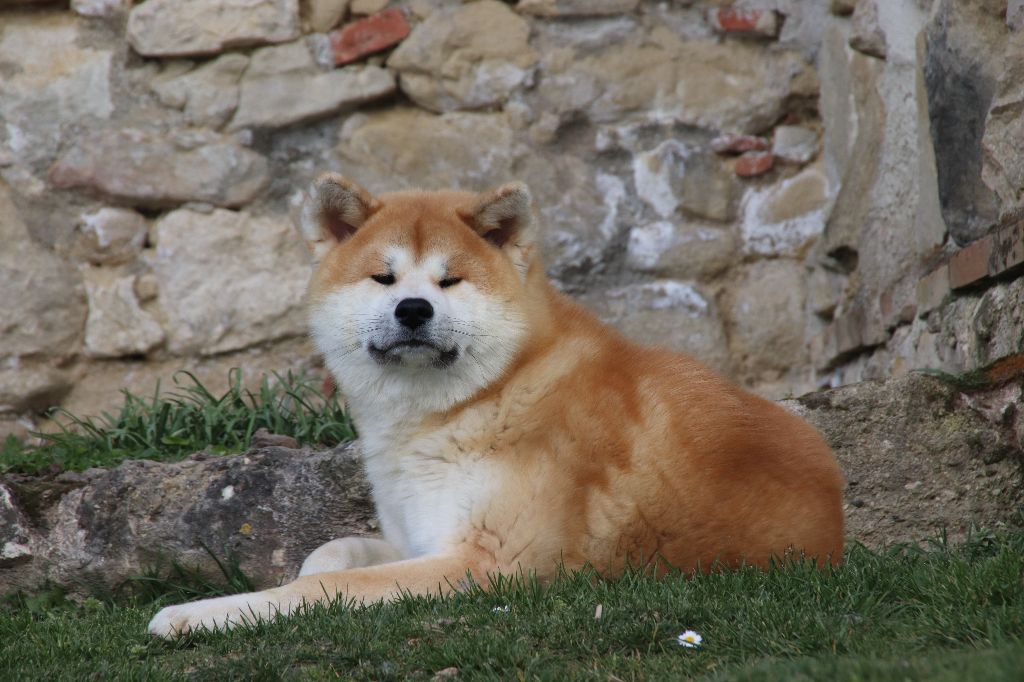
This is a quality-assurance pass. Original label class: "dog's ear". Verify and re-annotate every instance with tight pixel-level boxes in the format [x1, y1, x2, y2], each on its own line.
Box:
[459, 182, 537, 273]
[299, 173, 379, 261]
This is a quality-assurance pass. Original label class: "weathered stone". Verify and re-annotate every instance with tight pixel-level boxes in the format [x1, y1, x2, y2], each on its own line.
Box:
[830, 0, 856, 16]
[49, 129, 270, 209]
[0, 184, 86, 360]
[127, 0, 300, 57]
[915, 266, 951, 316]
[151, 54, 250, 129]
[0, 445, 376, 595]
[632, 141, 737, 222]
[536, 28, 816, 133]
[626, 221, 737, 280]
[329, 7, 410, 65]
[740, 164, 830, 257]
[151, 209, 310, 355]
[71, 207, 148, 266]
[0, 14, 113, 165]
[772, 125, 819, 164]
[784, 373, 1024, 547]
[980, 32, 1024, 219]
[81, 269, 165, 359]
[387, 0, 537, 112]
[1010, 0, 1024, 30]
[709, 8, 780, 38]
[725, 260, 808, 376]
[0, 484, 33, 568]
[587, 280, 731, 373]
[516, 0, 638, 16]
[735, 151, 775, 177]
[230, 41, 395, 130]
[924, 0, 1004, 245]
[302, 0, 349, 31]
[0, 363, 72, 415]
[849, 0, 885, 59]
[350, 0, 386, 14]
[334, 108, 517, 192]
[71, 0, 130, 17]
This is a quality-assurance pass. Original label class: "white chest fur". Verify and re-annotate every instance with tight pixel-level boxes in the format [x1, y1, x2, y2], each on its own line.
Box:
[358, 418, 496, 559]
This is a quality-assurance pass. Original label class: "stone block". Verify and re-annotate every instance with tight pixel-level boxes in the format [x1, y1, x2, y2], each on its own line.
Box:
[329, 7, 410, 65]
[740, 164, 830, 257]
[772, 125, 819, 164]
[81, 268, 165, 359]
[948, 235, 993, 290]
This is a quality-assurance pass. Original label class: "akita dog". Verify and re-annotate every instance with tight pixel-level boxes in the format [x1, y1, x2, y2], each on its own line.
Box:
[148, 174, 844, 638]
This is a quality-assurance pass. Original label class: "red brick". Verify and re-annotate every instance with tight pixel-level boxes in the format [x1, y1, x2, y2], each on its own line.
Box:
[709, 9, 779, 38]
[915, 265, 950, 315]
[710, 133, 769, 155]
[988, 218, 1024, 277]
[948, 234, 993, 289]
[329, 8, 410, 66]
[734, 151, 774, 177]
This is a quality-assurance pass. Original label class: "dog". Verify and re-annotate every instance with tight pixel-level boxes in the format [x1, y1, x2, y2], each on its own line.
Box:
[147, 174, 844, 637]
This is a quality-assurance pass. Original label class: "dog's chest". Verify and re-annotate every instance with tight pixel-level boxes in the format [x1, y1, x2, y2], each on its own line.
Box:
[360, 423, 497, 558]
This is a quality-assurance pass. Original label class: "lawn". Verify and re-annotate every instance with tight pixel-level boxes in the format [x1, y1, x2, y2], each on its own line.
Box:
[1, 531, 1022, 680]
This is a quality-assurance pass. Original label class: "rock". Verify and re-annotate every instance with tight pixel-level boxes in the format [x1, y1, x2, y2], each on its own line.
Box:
[303, 0, 349, 31]
[830, 0, 856, 16]
[49, 129, 270, 209]
[71, 207, 148, 266]
[127, 0, 300, 58]
[0, 445, 376, 595]
[0, 14, 114, 166]
[980, 31, 1024, 220]
[151, 54, 250, 129]
[632, 142, 738, 222]
[784, 373, 1024, 547]
[230, 41, 395, 130]
[387, 0, 537, 112]
[0, 484, 33, 568]
[329, 7, 410, 65]
[735, 151, 775, 177]
[334, 108, 517, 192]
[1010, 0, 1024, 30]
[626, 221, 737, 280]
[711, 133, 769, 155]
[516, 0, 639, 16]
[849, 0, 886, 59]
[740, 164, 830, 257]
[709, 8, 780, 38]
[772, 125, 819, 164]
[536, 28, 816, 133]
[150, 208, 310, 355]
[0, 184, 86, 360]
[81, 268, 165, 359]
[350, 0, 386, 14]
[0, 363, 72, 415]
[71, 0, 130, 17]
[724, 259, 808, 377]
[587, 280, 732, 374]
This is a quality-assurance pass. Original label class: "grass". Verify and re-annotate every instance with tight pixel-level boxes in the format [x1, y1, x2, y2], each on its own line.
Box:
[0, 369, 356, 475]
[1, 530, 1022, 680]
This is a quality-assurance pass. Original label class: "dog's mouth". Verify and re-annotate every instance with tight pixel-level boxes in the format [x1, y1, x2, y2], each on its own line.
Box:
[368, 340, 459, 368]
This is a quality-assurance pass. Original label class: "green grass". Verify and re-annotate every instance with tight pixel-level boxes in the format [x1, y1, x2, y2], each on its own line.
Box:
[1, 531, 1022, 680]
[0, 370, 356, 475]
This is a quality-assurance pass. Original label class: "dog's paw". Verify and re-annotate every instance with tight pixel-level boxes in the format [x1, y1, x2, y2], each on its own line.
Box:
[147, 593, 280, 639]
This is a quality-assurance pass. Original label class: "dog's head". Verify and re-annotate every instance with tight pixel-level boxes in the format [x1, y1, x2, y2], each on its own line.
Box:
[299, 173, 540, 412]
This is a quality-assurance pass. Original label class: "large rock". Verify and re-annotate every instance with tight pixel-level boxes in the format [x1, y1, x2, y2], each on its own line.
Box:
[535, 27, 816, 133]
[70, 207, 149, 266]
[0, 184, 86, 360]
[0, 444, 375, 595]
[784, 373, 1024, 548]
[740, 164, 831, 257]
[127, 0, 300, 57]
[151, 54, 251, 129]
[0, 13, 114, 166]
[49, 129, 270, 209]
[626, 220, 737, 280]
[230, 41, 395, 130]
[632, 141, 738, 222]
[150, 208, 310, 355]
[80, 268, 165, 359]
[387, 0, 538, 112]
[0, 484, 32, 569]
[980, 31, 1024, 220]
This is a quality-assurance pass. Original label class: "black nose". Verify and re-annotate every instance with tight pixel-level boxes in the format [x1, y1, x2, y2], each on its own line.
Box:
[394, 298, 433, 329]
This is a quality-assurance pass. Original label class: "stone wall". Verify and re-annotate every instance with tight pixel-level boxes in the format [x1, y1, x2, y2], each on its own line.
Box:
[1, 0, 1022, 435]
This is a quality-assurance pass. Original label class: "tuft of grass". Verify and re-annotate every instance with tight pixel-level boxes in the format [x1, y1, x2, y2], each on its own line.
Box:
[0, 369, 356, 475]
[1, 530, 1022, 680]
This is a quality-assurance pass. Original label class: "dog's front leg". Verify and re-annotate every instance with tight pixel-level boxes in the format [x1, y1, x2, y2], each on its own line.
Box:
[147, 549, 491, 638]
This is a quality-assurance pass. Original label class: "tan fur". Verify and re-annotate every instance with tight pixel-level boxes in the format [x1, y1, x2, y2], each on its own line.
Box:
[147, 176, 844, 638]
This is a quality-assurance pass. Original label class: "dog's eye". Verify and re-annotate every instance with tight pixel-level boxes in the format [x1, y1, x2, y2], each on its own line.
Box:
[439, 277, 462, 289]
[371, 273, 396, 285]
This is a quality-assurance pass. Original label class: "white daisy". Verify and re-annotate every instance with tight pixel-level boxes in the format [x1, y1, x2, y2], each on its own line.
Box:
[677, 630, 703, 648]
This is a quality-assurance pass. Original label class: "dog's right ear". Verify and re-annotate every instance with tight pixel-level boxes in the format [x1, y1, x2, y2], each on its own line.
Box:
[299, 173, 379, 261]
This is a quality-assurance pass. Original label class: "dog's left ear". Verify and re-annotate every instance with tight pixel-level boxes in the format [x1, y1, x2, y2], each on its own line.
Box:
[459, 182, 537, 273]
[299, 173, 380, 262]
